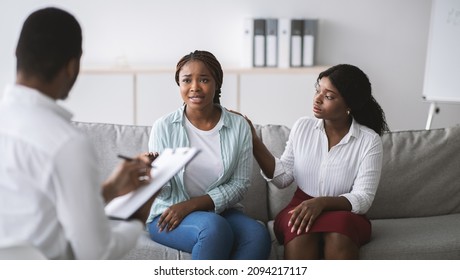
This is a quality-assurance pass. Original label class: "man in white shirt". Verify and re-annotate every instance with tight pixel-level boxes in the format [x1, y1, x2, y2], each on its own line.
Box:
[0, 7, 152, 259]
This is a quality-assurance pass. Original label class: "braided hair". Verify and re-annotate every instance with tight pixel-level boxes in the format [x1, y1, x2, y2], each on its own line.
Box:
[318, 64, 389, 135]
[175, 50, 223, 104]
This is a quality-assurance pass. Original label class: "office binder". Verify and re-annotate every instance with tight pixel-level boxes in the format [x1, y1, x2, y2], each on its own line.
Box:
[290, 19, 303, 67]
[253, 19, 266, 67]
[302, 19, 318, 66]
[265, 19, 278, 67]
[242, 18, 254, 68]
[278, 18, 291, 68]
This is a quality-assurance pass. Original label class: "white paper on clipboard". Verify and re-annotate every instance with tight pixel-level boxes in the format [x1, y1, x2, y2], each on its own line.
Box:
[104, 147, 199, 220]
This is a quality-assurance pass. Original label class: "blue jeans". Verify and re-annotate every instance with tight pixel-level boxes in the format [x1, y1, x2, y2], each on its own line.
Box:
[147, 209, 271, 260]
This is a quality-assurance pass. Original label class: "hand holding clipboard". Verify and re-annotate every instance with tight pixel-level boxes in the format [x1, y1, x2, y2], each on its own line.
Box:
[105, 147, 200, 220]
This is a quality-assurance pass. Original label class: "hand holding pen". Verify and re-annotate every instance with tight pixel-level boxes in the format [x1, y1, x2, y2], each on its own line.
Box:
[114, 152, 160, 222]
[102, 153, 156, 203]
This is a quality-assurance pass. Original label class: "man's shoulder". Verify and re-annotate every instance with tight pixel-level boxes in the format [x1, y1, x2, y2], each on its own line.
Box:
[39, 114, 88, 157]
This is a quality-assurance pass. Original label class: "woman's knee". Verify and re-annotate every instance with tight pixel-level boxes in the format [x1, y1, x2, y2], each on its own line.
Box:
[194, 213, 234, 246]
[323, 232, 359, 260]
[188, 213, 235, 259]
[243, 220, 271, 249]
[284, 233, 321, 259]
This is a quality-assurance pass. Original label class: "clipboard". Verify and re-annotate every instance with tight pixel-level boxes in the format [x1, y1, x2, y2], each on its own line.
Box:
[104, 147, 200, 220]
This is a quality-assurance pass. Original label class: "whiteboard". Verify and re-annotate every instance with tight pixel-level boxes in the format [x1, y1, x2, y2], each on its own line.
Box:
[423, 0, 460, 103]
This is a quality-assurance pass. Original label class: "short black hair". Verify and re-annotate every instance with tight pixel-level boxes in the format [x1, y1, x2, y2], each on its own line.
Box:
[15, 7, 82, 82]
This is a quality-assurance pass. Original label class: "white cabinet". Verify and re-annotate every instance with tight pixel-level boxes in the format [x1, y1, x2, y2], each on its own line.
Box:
[239, 71, 319, 127]
[64, 67, 326, 128]
[60, 72, 134, 125]
[136, 72, 180, 126]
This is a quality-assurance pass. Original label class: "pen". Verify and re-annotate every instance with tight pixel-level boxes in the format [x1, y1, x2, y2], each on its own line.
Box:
[117, 154, 134, 161]
[118, 153, 159, 162]
[118, 153, 159, 163]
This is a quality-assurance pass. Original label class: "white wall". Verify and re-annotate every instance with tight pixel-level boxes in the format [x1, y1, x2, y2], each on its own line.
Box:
[1, 0, 459, 130]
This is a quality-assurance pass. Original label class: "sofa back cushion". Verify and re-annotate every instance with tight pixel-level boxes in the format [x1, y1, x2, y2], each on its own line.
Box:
[241, 125, 269, 222]
[259, 125, 297, 221]
[367, 126, 460, 219]
[73, 122, 151, 181]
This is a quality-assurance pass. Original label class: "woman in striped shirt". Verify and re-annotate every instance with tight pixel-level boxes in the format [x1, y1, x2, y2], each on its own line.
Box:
[146, 50, 271, 260]
[245, 64, 388, 259]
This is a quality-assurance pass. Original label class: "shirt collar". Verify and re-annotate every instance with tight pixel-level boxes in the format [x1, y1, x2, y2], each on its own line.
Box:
[315, 117, 360, 142]
[172, 104, 229, 129]
[3, 84, 73, 121]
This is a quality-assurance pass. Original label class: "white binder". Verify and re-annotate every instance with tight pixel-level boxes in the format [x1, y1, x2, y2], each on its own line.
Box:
[302, 19, 318, 66]
[242, 18, 254, 68]
[278, 18, 291, 68]
[266, 18, 278, 67]
[253, 19, 266, 67]
[290, 19, 303, 67]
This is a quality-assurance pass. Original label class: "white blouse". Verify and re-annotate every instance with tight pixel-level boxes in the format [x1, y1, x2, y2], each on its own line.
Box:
[266, 117, 383, 214]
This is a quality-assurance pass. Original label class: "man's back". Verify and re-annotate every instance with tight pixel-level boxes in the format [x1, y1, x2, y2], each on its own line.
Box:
[0, 84, 142, 259]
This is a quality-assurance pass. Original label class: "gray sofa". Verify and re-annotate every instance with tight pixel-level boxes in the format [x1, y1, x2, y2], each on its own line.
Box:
[73, 121, 460, 260]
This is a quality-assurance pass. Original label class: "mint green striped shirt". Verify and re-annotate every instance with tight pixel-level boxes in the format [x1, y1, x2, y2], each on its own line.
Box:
[146, 105, 253, 223]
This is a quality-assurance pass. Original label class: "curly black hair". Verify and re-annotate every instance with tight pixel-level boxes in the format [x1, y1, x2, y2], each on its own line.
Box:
[318, 64, 389, 135]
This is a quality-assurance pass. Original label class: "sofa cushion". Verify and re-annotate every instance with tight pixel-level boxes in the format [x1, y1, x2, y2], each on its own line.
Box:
[72, 121, 151, 181]
[360, 213, 460, 259]
[123, 232, 191, 260]
[367, 126, 460, 219]
[242, 124, 269, 222]
[269, 213, 460, 260]
[259, 124, 297, 220]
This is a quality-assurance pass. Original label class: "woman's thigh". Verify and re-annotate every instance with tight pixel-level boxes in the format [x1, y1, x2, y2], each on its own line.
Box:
[148, 211, 234, 259]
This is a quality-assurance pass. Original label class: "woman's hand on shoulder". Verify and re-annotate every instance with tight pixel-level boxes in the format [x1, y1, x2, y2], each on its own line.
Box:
[226, 108, 257, 137]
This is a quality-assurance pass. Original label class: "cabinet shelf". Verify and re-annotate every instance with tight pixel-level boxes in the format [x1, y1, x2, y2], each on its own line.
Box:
[81, 66, 329, 75]
[65, 66, 328, 127]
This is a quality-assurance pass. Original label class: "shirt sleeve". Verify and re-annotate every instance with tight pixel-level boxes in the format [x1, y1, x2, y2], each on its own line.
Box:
[52, 135, 142, 259]
[148, 120, 163, 153]
[207, 120, 253, 213]
[340, 134, 383, 214]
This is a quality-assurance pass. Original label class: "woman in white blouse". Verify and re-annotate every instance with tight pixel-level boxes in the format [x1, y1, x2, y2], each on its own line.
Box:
[242, 64, 388, 259]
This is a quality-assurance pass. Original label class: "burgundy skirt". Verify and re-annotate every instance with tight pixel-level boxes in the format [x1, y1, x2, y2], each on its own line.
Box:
[274, 188, 371, 247]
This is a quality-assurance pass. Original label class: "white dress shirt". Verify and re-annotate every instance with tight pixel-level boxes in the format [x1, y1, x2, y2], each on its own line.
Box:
[0, 84, 142, 259]
[266, 117, 383, 214]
